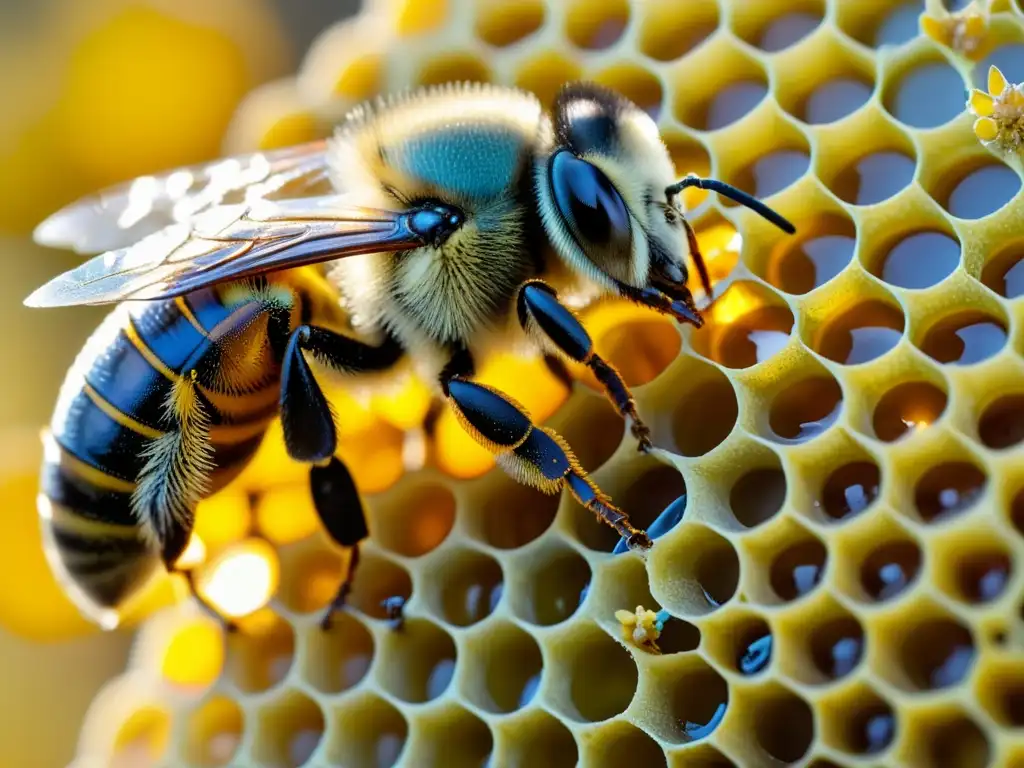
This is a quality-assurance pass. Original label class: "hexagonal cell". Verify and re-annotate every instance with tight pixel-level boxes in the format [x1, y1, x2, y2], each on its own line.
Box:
[814, 299, 905, 366]
[976, 658, 1024, 727]
[873, 609, 977, 692]
[250, 689, 324, 768]
[425, 547, 503, 628]
[348, 551, 414, 621]
[565, 0, 629, 49]
[473, 0, 545, 48]
[415, 53, 492, 88]
[493, 710, 578, 768]
[900, 708, 992, 768]
[872, 379, 949, 442]
[691, 281, 794, 369]
[755, 529, 828, 605]
[549, 393, 623, 472]
[721, 142, 811, 205]
[547, 622, 638, 723]
[671, 38, 770, 130]
[159, 617, 224, 693]
[980, 238, 1024, 299]
[183, 695, 243, 767]
[836, 0, 922, 47]
[808, 612, 866, 683]
[592, 61, 664, 119]
[579, 720, 666, 768]
[702, 610, 773, 677]
[225, 610, 294, 694]
[301, 611, 374, 695]
[637, 0, 717, 62]
[466, 469, 560, 550]
[375, 618, 456, 704]
[883, 55, 967, 129]
[932, 158, 1022, 220]
[513, 51, 583, 108]
[323, 693, 407, 768]
[575, 305, 681, 393]
[276, 544, 343, 617]
[765, 373, 843, 445]
[731, 0, 824, 52]
[509, 544, 590, 626]
[730, 462, 787, 530]
[655, 613, 701, 655]
[914, 461, 988, 524]
[460, 621, 543, 714]
[407, 705, 493, 767]
[974, 41, 1024, 86]
[110, 707, 170, 768]
[774, 31, 874, 124]
[870, 229, 962, 290]
[668, 358, 738, 456]
[930, 529, 1013, 605]
[763, 212, 856, 294]
[859, 536, 923, 603]
[642, 655, 729, 744]
[650, 521, 740, 616]
[818, 682, 896, 757]
[817, 460, 881, 523]
[826, 146, 916, 206]
[774, 597, 866, 685]
[751, 687, 816, 763]
[917, 310, 1008, 367]
[374, 483, 455, 557]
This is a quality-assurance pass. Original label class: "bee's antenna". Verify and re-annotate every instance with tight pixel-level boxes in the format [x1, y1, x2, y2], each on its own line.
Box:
[666, 174, 796, 234]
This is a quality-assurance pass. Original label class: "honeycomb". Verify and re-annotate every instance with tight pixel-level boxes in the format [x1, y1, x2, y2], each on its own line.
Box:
[63, 0, 1024, 766]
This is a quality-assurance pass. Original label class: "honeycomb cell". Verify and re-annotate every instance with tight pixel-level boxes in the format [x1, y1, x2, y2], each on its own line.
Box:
[827, 147, 916, 206]
[738, 2, 824, 52]
[377, 618, 456, 703]
[580, 721, 665, 768]
[883, 613, 977, 692]
[752, 687, 815, 763]
[592, 62, 664, 119]
[974, 42, 1024, 86]
[551, 394, 623, 472]
[374, 483, 455, 557]
[814, 299, 905, 365]
[473, 0, 545, 48]
[183, 696, 243, 768]
[160, 618, 224, 692]
[415, 53, 491, 88]
[941, 160, 1022, 220]
[932, 533, 1013, 605]
[651, 521, 739, 615]
[975, 658, 1024, 727]
[669, 359, 739, 456]
[978, 393, 1024, 449]
[808, 613, 865, 681]
[461, 621, 543, 714]
[347, 551, 414, 621]
[873, 230, 962, 290]
[301, 612, 374, 695]
[111, 707, 169, 768]
[548, 623, 637, 722]
[872, 379, 949, 441]
[768, 535, 828, 603]
[903, 709, 992, 768]
[766, 373, 843, 444]
[324, 694, 407, 768]
[408, 705, 493, 768]
[703, 610, 773, 676]
[512, 51, 583, 108]
[764, 213, 857, 294]
[394, 0, 448, 37]
[276, 546, 343, 616]
[774, 31, 875, 124]
[637, 0, 717, 62]
[565, 0, 630, 50]
[883, 57, 966, 129]
[426, 548, 503, 627]
[860, 537, 923, 603]
[661, 131, 713, 211]
[691, 281, 794, 369]
[510, 545, 590, 626]
[724, 145, 811, 204]
[251, 690, 324, 768]
[836, 0, 921, 47]
[818, 460, 881, 522]
[577, 304, 680, 392]
[980, 240, 1024, 299]
[642, 655, 729, 744]
[913, 460, 988, 523]
[730, 462, 787, 529]
[672, 40, 769, 130]
[225, 611, 294, 694]
[917, 310, 1008, 366]
[655, 613, 702, 654]
[492, 711, 578, 768]
[465, 471, 560, 550]
[819, 683, 895, 757]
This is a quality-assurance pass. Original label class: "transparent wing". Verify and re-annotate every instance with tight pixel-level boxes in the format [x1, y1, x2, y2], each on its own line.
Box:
[33, 140, 332, 255]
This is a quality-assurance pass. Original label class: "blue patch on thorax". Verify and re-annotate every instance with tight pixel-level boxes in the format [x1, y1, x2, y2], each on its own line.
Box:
[396, 125, 523, 200]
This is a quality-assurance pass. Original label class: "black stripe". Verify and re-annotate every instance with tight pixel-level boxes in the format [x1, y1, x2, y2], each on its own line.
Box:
[85, 327, 173, 432]
[40, 461, 137, 527]
[210, 433, 267, 471]
[51, 526, 148, 559]
[51, 390, 151, 483]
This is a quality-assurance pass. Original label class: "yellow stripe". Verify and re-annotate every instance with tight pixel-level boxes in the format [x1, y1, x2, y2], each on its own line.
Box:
[123, 318, 180, 383]
[58, 446, 136, 494]
[209, 417, 272, 445]
[175, 296, 208, 337]
[83, 382, 165, 440]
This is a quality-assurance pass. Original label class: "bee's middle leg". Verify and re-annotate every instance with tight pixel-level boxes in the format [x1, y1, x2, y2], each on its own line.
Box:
[517, 279, 652, 452]
[279, 324, 407, 631]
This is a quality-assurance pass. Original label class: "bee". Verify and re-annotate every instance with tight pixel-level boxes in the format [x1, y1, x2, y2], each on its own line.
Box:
[26, 81, 794, 632]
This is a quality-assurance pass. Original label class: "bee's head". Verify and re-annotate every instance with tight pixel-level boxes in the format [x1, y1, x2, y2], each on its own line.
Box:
[536, 81, 688, 299]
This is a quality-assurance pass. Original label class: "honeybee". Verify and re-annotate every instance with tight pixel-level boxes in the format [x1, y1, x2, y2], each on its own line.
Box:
[26, 81, 794, 632]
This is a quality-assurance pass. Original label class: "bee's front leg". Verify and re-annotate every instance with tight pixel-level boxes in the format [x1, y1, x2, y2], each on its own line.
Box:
[517, 279, 653, 452]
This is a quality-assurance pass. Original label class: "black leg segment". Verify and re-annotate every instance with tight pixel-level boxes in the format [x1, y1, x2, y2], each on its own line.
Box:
[518, 280, 652, 451]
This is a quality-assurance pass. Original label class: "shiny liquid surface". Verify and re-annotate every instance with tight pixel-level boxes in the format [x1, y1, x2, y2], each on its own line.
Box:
[887, 62, 964, 128]
[853, 708, 896, 754]
[802, 77, 872, 124]
[872, 380, 947, 441]
[746, 150, 810, 198]
[879, 231, 960, 289]
[832, 151, 915, 205]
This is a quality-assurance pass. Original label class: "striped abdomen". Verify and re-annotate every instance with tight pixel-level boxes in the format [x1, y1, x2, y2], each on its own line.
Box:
[40, 283, 289, 623]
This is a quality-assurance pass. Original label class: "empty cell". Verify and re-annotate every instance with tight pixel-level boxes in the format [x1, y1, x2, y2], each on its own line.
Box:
[160, 619, 224, 692]
[843, 697, 897, 756]
[377, 619, 456, 703]
[415, 54, 491, 88]
[462, 622, 543, 714]
[644, 657, 730, 744]
[801, 76, 874, 124]
[659, 523, 740, 615]
[324, 695, 407, 768]
[875, 230, 961, 289]
[950, 549, 1013, 604]
[301, 612, 374, 695]
[613, 494, 688, 554]
[753, 689, 815, 763]
[757, 11, 822, 52]
[873, 2, 922, 46]
[513, 52, 583, 108]
[976, 661, 1024, 727]
[704, 80, 769, 130]
[861, 539, 922, 602]
[184, 696, 243, 767]
[941, 161, 1021, 220]
[554, 395, 622, 472]
[581, 313, 680, 392]
[914, 462, 988, 523]
[921, 713, 991, 768]
[766, 214, 856, 294]
[918, 311, 1008, 366]
[276, 547, 343, 616]
[614, 464, 687, 542]
[767, 375, 843, 444]
[900, 618, 976, 691]
[730, 465, 787, 528]
[251, 691, 324, 768]
[703, 613, 773, 676]
[471, 473, 559, 549]
[828, 150, 916, 205]
[978, 394, 1024, 449]
[662, 132, 712, 210]
[225, 612, 294, 694]
[375, 484, 455, 557]
[809, 616, 865, 680]
[770, 537, 828, 602]
[726, 148, 811, 202]
[394, 0, 448, 36]
[431, 549, 503, 627]
[111, 707, 169, 768]
[672, 368, 738, 457]
[872, 380, 948, 441]
[592, 62, 664, 120]
[551, 626, 638, 722]
[582, 722, 665, 768]
[980, 242, 1024, 299]
[413, 707, 494, 767]
[512, 547, 590, 627]
[815, 300, 905, 365]
[818, 461, 881, 521]
[657, 614, 702, 654]
[474, 0, 544, 48]
[566, 0, 629, 49]
[973, 43, 1024, 86]
[637, 0, 717, 62]
[884, 60, 966, 128]
[692, 282, 794, 369]
[348, 553, 414, 621]
[496, 711, 578, 768]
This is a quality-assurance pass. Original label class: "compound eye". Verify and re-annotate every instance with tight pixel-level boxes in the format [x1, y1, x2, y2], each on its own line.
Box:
[550, 150, 632, 259]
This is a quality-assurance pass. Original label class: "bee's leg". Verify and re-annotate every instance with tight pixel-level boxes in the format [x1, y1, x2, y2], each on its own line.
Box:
[442, 373, 653, 555]
[517, 279, 652, 452]
[279, 325, 406, 630]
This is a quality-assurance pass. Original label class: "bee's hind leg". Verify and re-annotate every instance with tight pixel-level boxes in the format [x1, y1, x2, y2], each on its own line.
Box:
[278, 323, 406, 631]
[441, 361, 653, 555]
[517, 280, 653, 452]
